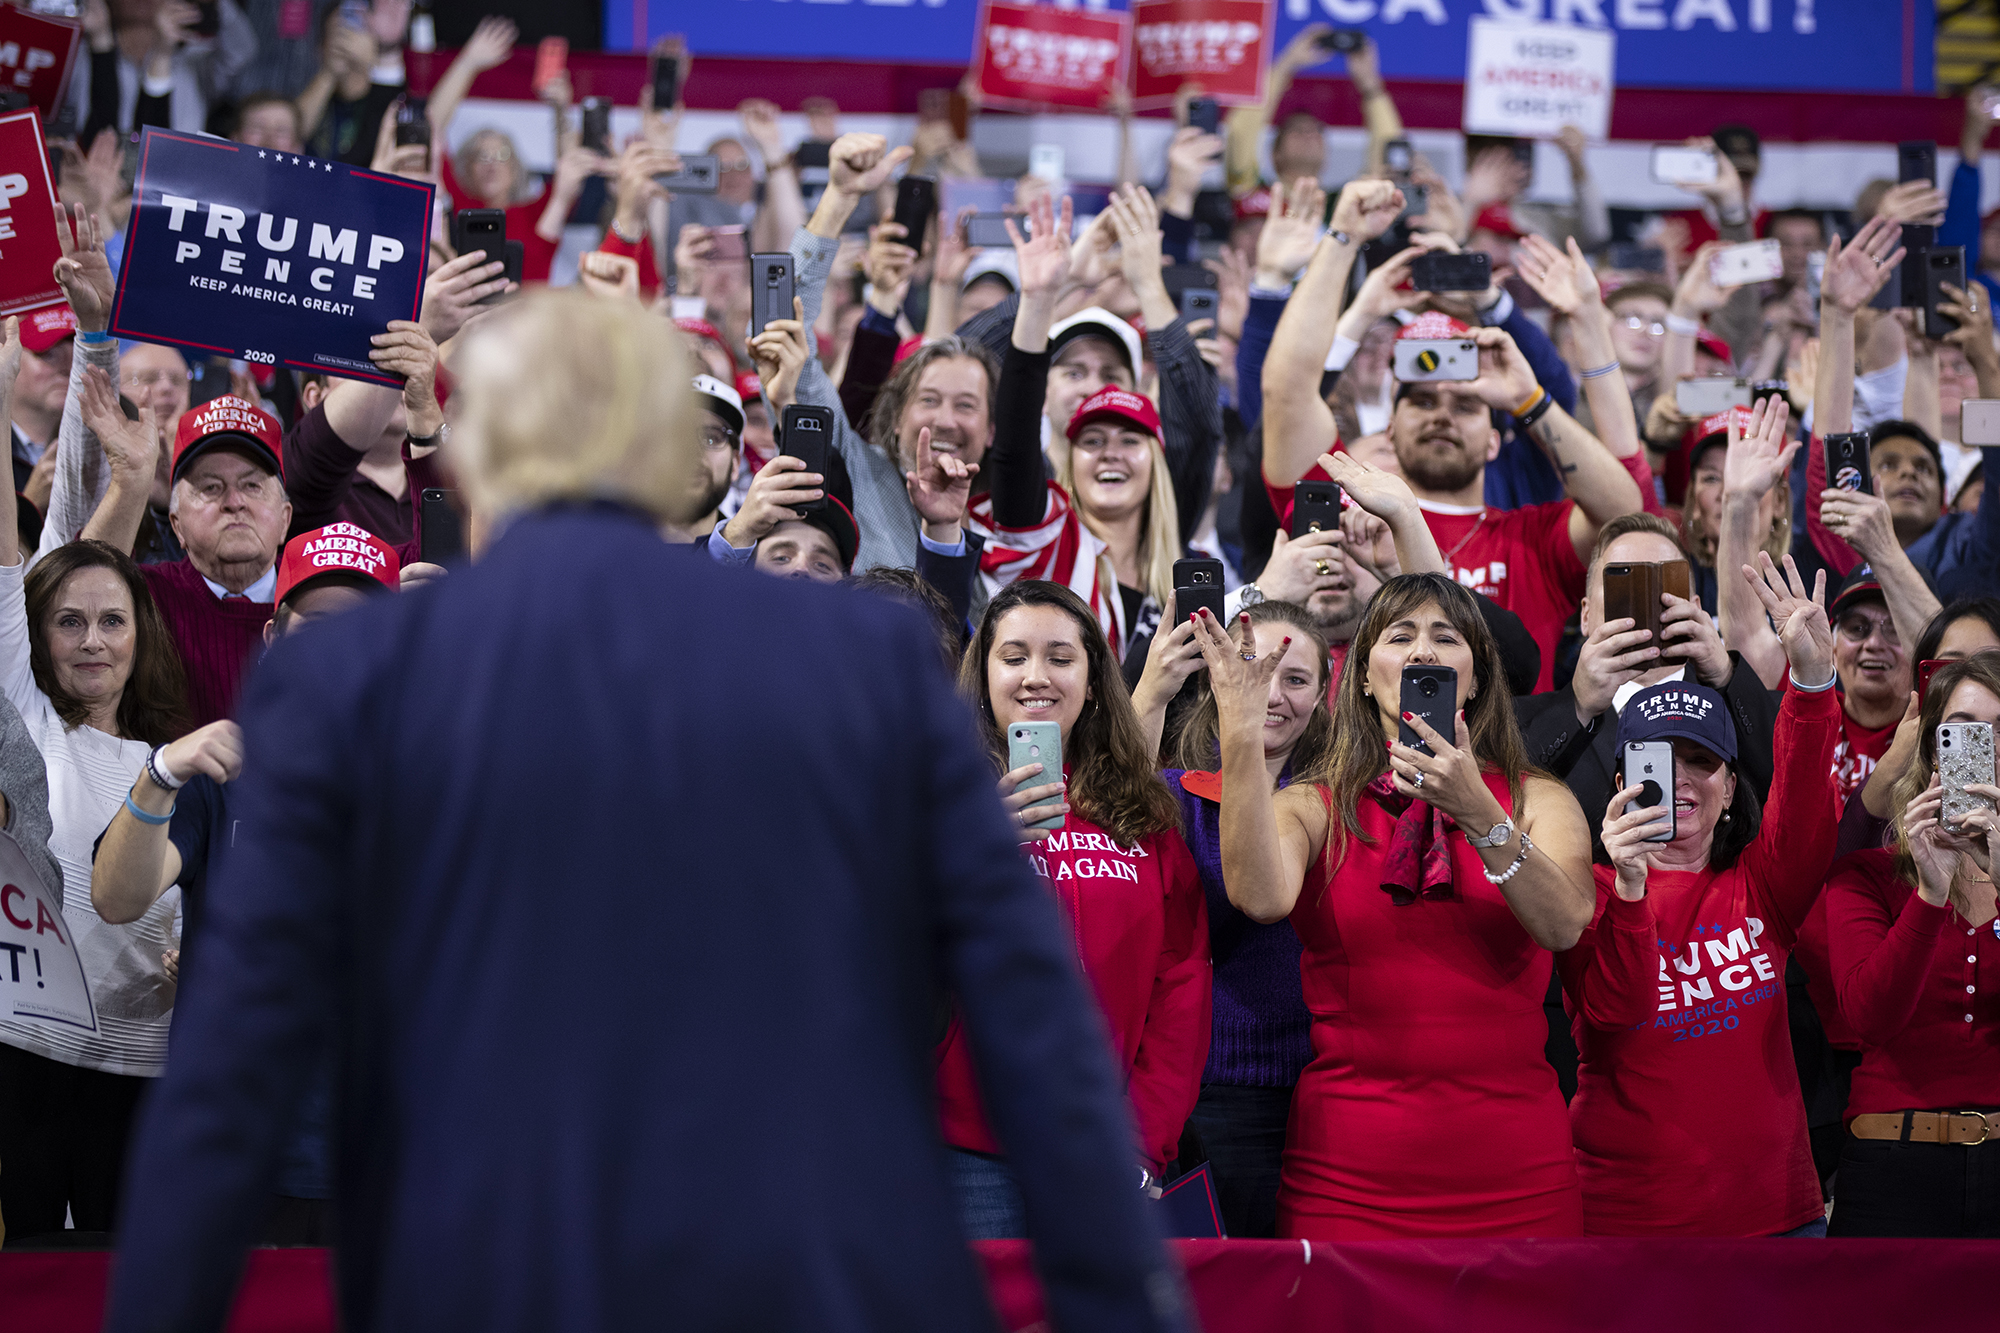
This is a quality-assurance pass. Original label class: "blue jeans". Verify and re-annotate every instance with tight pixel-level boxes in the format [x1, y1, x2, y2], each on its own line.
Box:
[950, 1149, 1028, 1239]
[1775, 1217, 1828, 1237]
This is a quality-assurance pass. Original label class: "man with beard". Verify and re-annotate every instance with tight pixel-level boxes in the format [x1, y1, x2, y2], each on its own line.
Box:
[668, 376, 757, 551]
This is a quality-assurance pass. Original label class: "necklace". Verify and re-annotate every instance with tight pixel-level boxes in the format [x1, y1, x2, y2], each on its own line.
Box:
[1440, 510, 1488, 567]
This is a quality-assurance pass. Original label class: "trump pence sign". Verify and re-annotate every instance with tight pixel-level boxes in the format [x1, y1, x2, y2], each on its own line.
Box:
[110, 129, 433, 386]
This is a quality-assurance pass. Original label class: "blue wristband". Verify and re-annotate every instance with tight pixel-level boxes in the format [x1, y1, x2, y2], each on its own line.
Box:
[78, 330, 112, 345]
[123, 793, 172, 826]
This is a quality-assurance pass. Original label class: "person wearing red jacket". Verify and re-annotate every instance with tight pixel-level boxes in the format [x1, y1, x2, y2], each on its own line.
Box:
[1825, 653, 2000, 1236]
[937, 579, 1209, 1238]
[1563, 551, 1841, 1237]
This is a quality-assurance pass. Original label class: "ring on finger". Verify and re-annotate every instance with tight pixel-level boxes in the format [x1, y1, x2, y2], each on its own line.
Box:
[1315, 559, 1332, 576]
[1411, 769, 1426, 790]
[1240, 650, 1257, 661]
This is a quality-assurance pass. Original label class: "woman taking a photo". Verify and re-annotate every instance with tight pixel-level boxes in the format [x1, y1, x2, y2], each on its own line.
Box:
[1824, 654, 2000, 1236]
[1199, 571, 1597, 1238]
[0, 320, 192, 1238]
[1566, 552, 1841, 1237]
[935, 579, 1209, 1239]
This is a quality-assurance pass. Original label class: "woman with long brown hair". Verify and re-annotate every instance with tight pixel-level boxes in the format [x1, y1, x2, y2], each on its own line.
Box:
[1197, 572, 1597, 1238]
[1824, 653, 2000, 1235]
[937, 579, 1210, 1238]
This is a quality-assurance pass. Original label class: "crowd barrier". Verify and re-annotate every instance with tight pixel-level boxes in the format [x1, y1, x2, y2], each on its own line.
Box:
[0, 1235, 1983, 1331]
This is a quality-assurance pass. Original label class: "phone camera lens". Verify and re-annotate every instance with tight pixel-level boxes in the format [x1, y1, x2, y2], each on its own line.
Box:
[1419, 678, 1437, 697]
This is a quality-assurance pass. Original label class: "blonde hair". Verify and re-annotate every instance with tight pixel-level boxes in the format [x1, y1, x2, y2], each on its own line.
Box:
[449, 290, 705, 527]
[1056, 429, 1183, 609]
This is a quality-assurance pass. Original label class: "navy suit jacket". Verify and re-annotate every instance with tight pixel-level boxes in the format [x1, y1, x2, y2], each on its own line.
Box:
[106, 506, 1187, 1333]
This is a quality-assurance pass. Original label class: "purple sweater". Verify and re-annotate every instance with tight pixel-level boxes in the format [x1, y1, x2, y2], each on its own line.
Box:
[1164, 768, 1312, 1088]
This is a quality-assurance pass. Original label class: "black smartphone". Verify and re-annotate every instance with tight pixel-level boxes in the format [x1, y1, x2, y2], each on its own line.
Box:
[1410, 251, 1492, 292]
[1172, 556, 1226, 625]
[1398, 664, 1458, 755]
[749, 253, 795, 338]
[419, 488, 463, 566]
[1318, 29, 1365, 52]
[1179, 286, 1218, 325]
[965, 213, 1015, 248]
[1291, 478, 1342, 538]
[1869, 252, 1903, 310]
[651, 50, 680, 112]
[1897, 140, 1937, 186]
[794, 140, 831, 198]
[1923, 245, 1967, 339]
[451, 208, 505, 267]
[1605, 242, 1667, 273]
[892, 176, 937, 262]
[779, 405, 834, 510]
[394, 97, 430, 149]
[1899, 223, 1935, 313]
[657, 154, 719, 194]
[581, 97, 613, 155]
[1187, 97, 1222, 135]
[493, 240, 523, 304]
[1825, 431, 1871, 493]
[1383, 138, 1413, 175]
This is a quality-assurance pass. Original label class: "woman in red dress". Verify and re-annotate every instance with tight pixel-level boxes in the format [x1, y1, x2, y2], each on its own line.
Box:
[1198, 572, 1597, 1238]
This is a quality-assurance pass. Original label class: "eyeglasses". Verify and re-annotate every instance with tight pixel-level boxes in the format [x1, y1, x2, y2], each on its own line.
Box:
[1837, 613, 1900, 645]
[1620, 316, 1667, 337]
[698, 426, 740, 453]
[716, 160, 752, 174]
[472, 147, 514, 165]
[125, 369, 192, 389]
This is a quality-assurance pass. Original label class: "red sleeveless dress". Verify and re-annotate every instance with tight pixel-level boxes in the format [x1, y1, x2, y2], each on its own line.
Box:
[1277, 772, 1583, 1238]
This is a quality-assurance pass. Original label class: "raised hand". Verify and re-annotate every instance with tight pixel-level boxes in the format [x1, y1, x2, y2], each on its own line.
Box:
[1321, 448, 1416, 525]
[1514, 233, 1602, 317]
[78, 366, 158, 483]
[1331, 178, 1404, 242]
[1742, 550, 1833, 686]
[53, 203, 114, 333]
[1135, 591, 1208, 710]
[746, 297, 810, 411]
[722, 455, 825, 549]
[1067, 209, 1120, 292]
[0, 316, 20, 404]
[1191, 609, 1289, 736]
[1905, 776, 1963, 906]
[933, 206, 976, 290]
[1256, 527, 1349, 606]
[738, 98, 786, 159]
[577, 249, 641, 301]
[1388, 708, 1497, 829]
[1672, 241, 1731, 318]
[864, 220, 919, 311]
[1572, 614, 1661, 721]
[1658, 594, 1732, 688]
[1466, 326, 1540, 411]
[1822, 215, 1905, 314]
[1007, 191, 1075, 297]
[460, 16, 518, 72]
[159, 719, 246, 787]
[1876, 180, 1948, 227]
[1255, 177, 1328, 286]
[1721, 393, 1798, 500]
[1204, 243, 1250, 342]
[368, 321, 444, 434]
[904, 426, 977, 531]
[1345, 242, 1423, 324]
[1818, 485, 1900, 563]
[1602, 784, 1670, 900]
[828, 132, 914, 197]
[1106, 184, 1166, 293]
[420, 251, 510, 344]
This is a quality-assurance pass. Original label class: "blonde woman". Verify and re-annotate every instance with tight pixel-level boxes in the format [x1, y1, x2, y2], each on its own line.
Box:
[968, 191, 1185, 666]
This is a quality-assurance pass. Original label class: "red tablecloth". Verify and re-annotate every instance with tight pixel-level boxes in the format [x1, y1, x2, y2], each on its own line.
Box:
[3, 1236, 1990, 1331]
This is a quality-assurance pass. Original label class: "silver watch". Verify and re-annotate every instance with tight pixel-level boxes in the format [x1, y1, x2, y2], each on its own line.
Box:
[1465, 818, 1515, 849]
[1238, 583, 1266, 607]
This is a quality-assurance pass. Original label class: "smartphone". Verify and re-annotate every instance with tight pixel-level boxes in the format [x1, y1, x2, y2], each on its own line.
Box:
[965, 213, 1015, 249]
[649, 44, 679, 110]
[451, 208, 506, 268]
[393, 98, 430, 151]
[419, 488, 463, 566]
[1805, 249, 1826, 307]
[1825, 432, 1871, 493]
[1961, 399, 2000, 445]
[656, 154, 720, 194]
[1650, 145, 1717, 185]
[1187, 97, 1222, 135]
[1938, 721, 1997, 834]
[1172, 556, 1226, 625]
[534, 37, 570, 98]
[1318, 29, 1365, 53]
[749, 252, 795, 338]
[1605, 242, 1667, 274]
[1922, 245, 1967, 339]
[1179, 287, 1218, 324]
[1028, 144, 1065, 183]
[1008, 722, 1066, 830]
[1918, 657, 1950, 697]
[893, 176, 937, 262]
[1410, 251, 1492, 292]
[793, 140, 831, 195]
[1675, 376, 1752, 417]
[580, 97, 612, 155]
[1383, 138, 1413, 175]
[1709, 239, 1784, 288]
[707, 225, 748, 264]
[1869, 255, 1903, 310]
[492, 240, 523, 304]
[1290, 479, 1343, 539]
[779, 405, 833, 510]
[1621, 740, 1677, 843]
[1898, 140, 1938, 186]
[1601, 562, 1663, 648]
[1398, 665, 1457, 756]
[1392, 339, 1478, 382]
[1396, 183, 1430, 222]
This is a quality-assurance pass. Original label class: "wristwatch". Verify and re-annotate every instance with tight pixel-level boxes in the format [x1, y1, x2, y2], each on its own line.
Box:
[1328, 229, 1353, 247]
[1238, 583, 1266, 607]
[1465, 818, 1515, 849]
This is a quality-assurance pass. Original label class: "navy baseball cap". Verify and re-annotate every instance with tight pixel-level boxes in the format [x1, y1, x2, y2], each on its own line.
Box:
[1617, 681, 1738, 764]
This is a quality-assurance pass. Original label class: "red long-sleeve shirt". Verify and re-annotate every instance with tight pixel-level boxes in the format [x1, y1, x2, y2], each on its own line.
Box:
[1558, 683, 1842, 1236]
[440, 156, 560, 286]
[933, 807, 1210, 1175]
[1825, 849, 2000, 1119]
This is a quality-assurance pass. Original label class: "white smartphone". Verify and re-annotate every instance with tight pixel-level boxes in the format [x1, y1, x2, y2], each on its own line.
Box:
[1650, 145, 1718, 185]
[1709, 239, 1784, 288]
[1028, 143, 1065, 183]
[1621, 741, 1677, 844]
[1675, 376, 1753, 417]
[1392, 338, 1479, 383]
[1962, 399, 2000, 446]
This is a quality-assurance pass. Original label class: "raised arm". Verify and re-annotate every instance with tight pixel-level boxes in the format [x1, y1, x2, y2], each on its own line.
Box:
[1225, 25, 1328, 198]
[986, 194, 1073, 529]
[1319, 449, 1444, 575]
[38, 204, 122, 560]
[422, 17, 517, 142]
[75, 369, 159, 554]
[1815, 215, 1906, 440]
[1716, 395, 1799, 688]
[0, 319, 21, 571]
[94, 720, 242, 925]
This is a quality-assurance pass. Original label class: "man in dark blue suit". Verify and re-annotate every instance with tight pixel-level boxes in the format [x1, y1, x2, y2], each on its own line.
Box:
[105, 294, 1191, 1333]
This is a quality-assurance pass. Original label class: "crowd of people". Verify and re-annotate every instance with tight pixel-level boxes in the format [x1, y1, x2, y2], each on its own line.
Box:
[1, 4, 1998, 1254]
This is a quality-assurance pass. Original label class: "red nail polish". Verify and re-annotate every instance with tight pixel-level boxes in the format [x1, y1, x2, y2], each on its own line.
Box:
[1402, 711, 1415, 721]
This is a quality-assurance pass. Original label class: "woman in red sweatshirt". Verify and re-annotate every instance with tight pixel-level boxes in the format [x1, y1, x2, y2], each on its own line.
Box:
[1562, 552, 1841, 1236]
[1824, 653, 2000, 1236]
[935, 579, 1209, 1238]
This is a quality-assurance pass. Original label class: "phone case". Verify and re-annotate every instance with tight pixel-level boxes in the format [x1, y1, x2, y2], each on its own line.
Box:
[419, 488, 462, 566]
[750, 253, 795, 337]
[779, 406, 833, 511]
[451, 209, 505, 267]
[1898, 140, 1938, 186]
[1008, 723, 1065, 829]
[1599, 563, 1661, 647]
[1962, 399, 2000, 446]
[1923, 246, 1966, 339]
[1650, 146, 1717, 185]
[1398, 665, 1457, 756]
[1291, 480, 1343, 538]
[1410, 252, 1491, 292]
[1709, 240, 1784, 288]
[1622, 740, 1677, 842]
[1179, 288, 1218, 323]
[1173, 557, 1226, 625]
[1658, 558, 1692, 608]
[1391, 339, 1478, 382]
[534, 37, 569, 96]
[581, 99, 612, 154]
[1825, 433, 1870, 492]
[1939, 722, 1996, 833]
[893, 177, 937, 260]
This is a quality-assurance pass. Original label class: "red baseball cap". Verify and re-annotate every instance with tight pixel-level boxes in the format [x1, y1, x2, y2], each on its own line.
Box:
[675, 316, 736, 369]
[1396, 311, 1474, 340]
[273, 522, 400, 609]
[172, 395, 284, 484]
[801, 494, 860, 573]
[734, 370, 762, 403]
[1471, 204, 1526, 240]
[1695, 406, 1755, 447]
[1234, 188, 1272, 221]
[1696, 329, 1734, 365]
[1066, 385, 1161, 441]
[18, 305, 77, 353]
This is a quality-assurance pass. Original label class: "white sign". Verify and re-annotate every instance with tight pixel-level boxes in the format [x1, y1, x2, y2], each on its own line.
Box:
[0, 830, 95, 1032]
[1462, 17, 1615, 142]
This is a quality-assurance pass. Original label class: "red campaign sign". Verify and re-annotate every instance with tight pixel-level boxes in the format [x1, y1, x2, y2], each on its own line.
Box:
[0, 7, 80, 121]
[1131, 0, 1272, 109]
[974, 0, 1131, 113]
[0, 108, 64, 319]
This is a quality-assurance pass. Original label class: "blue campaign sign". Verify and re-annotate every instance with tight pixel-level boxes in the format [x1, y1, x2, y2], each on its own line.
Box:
[109, 129, 433, 386]
[610, 0, 1929, 94]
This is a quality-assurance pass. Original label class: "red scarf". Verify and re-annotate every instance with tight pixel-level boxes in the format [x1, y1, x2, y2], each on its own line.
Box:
[1362, 773, 1459, 905]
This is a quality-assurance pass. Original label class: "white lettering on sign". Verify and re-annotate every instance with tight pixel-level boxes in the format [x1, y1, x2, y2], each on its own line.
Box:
[986, 24, 1121, 92]
[204, 203, 245, 242]
[308, 224, 357, 265]
[0, 173, 26, 209]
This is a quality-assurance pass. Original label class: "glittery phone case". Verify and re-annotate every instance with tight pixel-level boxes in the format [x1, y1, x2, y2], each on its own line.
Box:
[1938, 722, 1996, 833]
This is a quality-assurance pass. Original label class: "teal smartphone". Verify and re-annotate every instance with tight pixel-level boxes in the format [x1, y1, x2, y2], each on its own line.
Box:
[1007, 721, 1065, 830]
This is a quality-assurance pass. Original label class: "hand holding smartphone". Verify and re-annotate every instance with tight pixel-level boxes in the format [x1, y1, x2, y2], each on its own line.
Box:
[1398, 665, 1456, 756]
[1621, 741, 1677, 843]
[1007, 723, 1066, 830]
